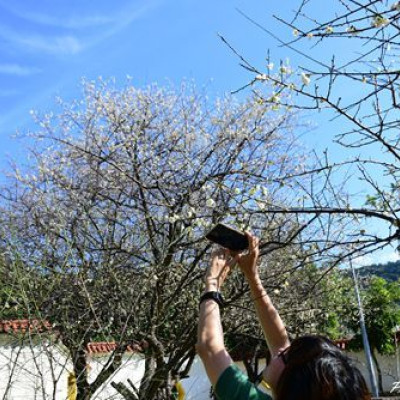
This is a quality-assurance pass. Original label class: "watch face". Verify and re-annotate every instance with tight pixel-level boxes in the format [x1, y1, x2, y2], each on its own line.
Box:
[211, 292, 220, 301]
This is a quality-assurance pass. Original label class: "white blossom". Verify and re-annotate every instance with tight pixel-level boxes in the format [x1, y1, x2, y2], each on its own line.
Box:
[346, 25, 358, 35]
[391, 1, 400, 10]
[168, 214, 180, 223]
[249, 186, 257, 196]
[256, 74, 268, 81]
[206, 198, 216, 208]
[372, 15, 390, 28]
[257, 201, 266, 210]
[270, 93, 281, 103]
[301, 73, 311, 86]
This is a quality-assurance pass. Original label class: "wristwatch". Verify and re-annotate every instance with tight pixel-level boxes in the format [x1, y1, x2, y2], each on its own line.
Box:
[199, 291, 225, 308]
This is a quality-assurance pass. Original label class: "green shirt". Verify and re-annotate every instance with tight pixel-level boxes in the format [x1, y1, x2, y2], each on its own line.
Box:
[214, 364, 272, 400]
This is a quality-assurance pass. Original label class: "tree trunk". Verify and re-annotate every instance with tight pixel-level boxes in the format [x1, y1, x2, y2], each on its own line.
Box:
[110, 381, 138, 400]
[242, 342, 263, 384]
[142, 366, 170, 400]
[139, 354, 157, 399]
[72, 347, 92, 400]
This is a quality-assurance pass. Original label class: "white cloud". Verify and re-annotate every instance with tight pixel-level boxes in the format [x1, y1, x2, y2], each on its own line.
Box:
[0, 1, 114, 28]
[84, 2, 163, 46]
[352, 255, 374, 268]
[374, 251, 400, 264]
[0, 1, 158, 30]
[352, 250, 400, 268]
[7, 12, 111, 29]
[0, 1, 160, 56]
[21, 35, 83, 55]
[0, 63, 41, 76]
[0, 25, 83, 55]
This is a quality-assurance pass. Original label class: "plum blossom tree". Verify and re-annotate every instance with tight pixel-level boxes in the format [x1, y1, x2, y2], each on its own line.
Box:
[223, 0, 400, 266]
[0, 80, 321, 399]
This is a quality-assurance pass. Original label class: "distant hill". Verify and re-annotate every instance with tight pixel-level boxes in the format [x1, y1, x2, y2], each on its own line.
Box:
[357, 260, 400, 282]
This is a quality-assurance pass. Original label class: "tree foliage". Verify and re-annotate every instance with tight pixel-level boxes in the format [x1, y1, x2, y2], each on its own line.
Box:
[359, 260, 400, 282]
[346, 275, 400, 392]
[0, 80, 319, 399]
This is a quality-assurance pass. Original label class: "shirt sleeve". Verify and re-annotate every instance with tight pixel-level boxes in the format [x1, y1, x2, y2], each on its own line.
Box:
[214, 364, 272, 400]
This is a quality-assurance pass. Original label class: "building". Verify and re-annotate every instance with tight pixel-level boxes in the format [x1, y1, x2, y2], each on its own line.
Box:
[0, 319, 399, 399]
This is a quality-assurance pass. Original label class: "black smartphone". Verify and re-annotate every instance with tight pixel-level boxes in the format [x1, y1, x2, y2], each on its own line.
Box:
[205, 223, 249, 251]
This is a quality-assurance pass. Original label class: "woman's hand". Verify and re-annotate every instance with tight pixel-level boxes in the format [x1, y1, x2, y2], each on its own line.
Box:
[205, 247, 234, 290]
[234, 232, 260, 282]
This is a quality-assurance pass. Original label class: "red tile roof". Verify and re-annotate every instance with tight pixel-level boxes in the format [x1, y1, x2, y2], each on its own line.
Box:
[0, 319, 145, 355]
[333, 339, 350, 350]
[86, 342, 144, 355]
[0, 320, 397, 356]
[0, 319, 52, 334]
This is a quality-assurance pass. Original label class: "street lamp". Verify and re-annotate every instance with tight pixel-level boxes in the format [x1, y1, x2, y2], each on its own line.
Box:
[350, 259, 379, 398]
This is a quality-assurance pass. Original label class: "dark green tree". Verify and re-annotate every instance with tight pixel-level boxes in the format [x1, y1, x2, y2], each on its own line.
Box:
[347, 276, 400, 393]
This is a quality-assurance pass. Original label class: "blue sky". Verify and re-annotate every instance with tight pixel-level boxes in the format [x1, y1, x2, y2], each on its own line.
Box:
[0, 0, 397, 264]
[0, 0, 341, 164]
[0, 0, 313, 165]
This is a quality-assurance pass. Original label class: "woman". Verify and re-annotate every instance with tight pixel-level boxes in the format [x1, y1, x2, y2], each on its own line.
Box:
[196, 232, 371, 400]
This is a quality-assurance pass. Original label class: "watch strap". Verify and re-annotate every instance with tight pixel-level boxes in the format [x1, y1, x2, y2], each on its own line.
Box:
[199, 291, 224, 308]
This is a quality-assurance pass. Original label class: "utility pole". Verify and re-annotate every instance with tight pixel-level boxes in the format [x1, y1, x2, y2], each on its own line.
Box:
[350, 260, 379, 398]
[395, 327, 400, 381]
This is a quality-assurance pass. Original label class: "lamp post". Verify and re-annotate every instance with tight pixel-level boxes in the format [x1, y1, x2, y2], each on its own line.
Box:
[395, 326, 400, 381]
[350, 260, 379, 398]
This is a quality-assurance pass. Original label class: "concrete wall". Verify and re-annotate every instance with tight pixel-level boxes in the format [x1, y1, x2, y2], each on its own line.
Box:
[0, 341, 70, 400]
[0, 342, 399, 399]
[349, 350, 400, 394]
[0, 342, 213, 400]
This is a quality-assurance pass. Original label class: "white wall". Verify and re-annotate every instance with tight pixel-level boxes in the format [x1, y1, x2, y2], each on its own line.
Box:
[0, 341, 70, 400]
[0, 342, 399, 399]
[349, 350, 400, 394]
[88, 354, 145, 400]
[0, 342, 215, 400]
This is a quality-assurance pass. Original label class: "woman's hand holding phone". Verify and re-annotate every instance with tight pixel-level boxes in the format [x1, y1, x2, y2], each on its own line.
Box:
[233, 232, 260, 281]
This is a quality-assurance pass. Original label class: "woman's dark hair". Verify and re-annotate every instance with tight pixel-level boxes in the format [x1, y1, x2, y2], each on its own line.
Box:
[275, 335, 371, 400]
